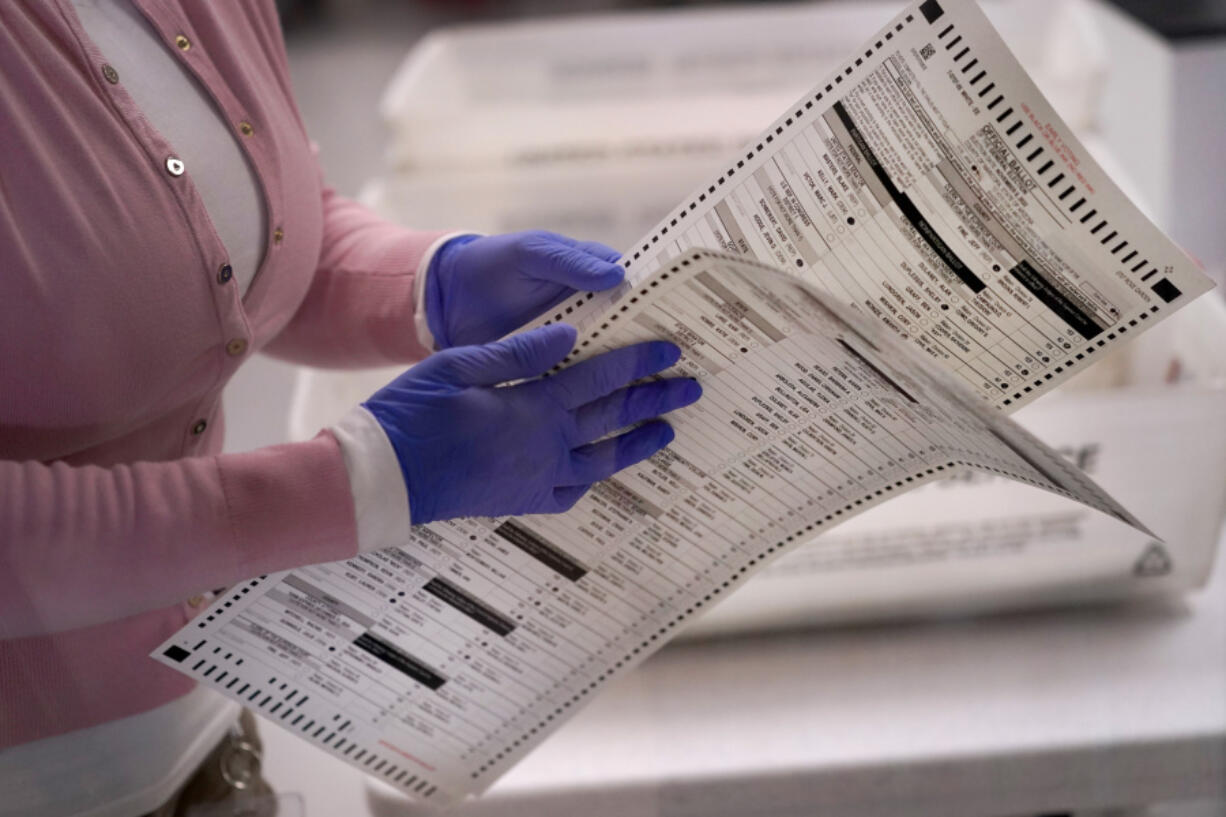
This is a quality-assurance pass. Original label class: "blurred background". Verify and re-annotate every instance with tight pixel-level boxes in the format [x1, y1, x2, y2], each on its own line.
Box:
[219, 2, 1225, 815]
[274, 0, 1226, 212]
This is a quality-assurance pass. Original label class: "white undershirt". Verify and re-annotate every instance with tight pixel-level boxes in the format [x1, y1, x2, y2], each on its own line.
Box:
[70, 0, 268, 296]
[0, 2, 429, 815]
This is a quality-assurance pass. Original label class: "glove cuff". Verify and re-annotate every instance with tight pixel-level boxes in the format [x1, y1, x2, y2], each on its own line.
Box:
[331, 405, 412, 553]
[422, 233, 483, 350]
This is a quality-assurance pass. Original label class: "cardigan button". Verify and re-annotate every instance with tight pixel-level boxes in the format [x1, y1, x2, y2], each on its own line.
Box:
[191, 419, 208, 435]
[165, 156, 185, 177]
[218, 263, 233, 284]
[101, 64, 119, 84]
[238, 121, 255, 137]
[175, 34, 191, 51]
[226, 338, 248, 357]
[272, 227, 284, 245]
[187, 595, 206, 609]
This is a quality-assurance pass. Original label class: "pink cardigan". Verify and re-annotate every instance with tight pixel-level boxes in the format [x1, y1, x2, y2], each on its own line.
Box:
[0, 0, 444, 746]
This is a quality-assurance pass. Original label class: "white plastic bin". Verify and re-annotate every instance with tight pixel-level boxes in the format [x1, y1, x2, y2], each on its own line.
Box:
[378, 0, 1106, 171]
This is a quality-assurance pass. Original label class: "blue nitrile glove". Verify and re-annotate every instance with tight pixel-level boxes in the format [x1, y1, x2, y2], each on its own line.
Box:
[425, 231, 625, 348]
[364, 323, 701, 525]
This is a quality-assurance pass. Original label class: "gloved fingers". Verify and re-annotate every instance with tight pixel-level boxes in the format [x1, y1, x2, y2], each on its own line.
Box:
[427, 323, 577, 386]
[523, 231, 621, 264]
[522, 235, 625, 292]
[571, 378, 702, 444]
[551, 484, 593, 512]
[569, 240, 622, 264]
[562, 421, 675, 486]
[545, 341, 682, 409]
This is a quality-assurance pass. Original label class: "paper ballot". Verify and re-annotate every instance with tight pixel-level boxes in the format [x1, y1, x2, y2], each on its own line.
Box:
[154, 0, 1212, 804]
[684, 386, 1226, 635]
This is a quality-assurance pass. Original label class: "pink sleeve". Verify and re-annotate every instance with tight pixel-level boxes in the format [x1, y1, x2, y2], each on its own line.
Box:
[0, 431, 358, 639]
[261, 187, 450, 368]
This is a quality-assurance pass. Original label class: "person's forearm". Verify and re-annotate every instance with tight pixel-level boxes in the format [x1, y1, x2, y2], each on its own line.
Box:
[0, 432, 358, 639]
[261, 188, 450, 368]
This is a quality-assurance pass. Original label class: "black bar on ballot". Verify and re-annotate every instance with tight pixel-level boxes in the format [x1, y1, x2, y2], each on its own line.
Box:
[424, 577, 516, 636]
[353, 632, 447, 690]
[831, 101, 986, 294]
[838, 339, 919, 403]
[1008, 260, 1104, 340]
[495, 522, 588, 582]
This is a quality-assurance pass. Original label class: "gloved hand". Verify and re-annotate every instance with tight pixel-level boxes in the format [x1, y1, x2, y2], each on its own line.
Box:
[425, 231, 625, 348]
[364, 323, 701, 525]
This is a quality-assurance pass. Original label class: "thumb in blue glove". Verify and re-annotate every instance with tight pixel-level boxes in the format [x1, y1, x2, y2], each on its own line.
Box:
[364, 324, 701, 525]
[425, 231, 625, 348]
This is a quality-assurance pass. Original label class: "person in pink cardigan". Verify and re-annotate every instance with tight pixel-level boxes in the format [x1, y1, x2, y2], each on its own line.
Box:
[0, 2, 699, 815]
